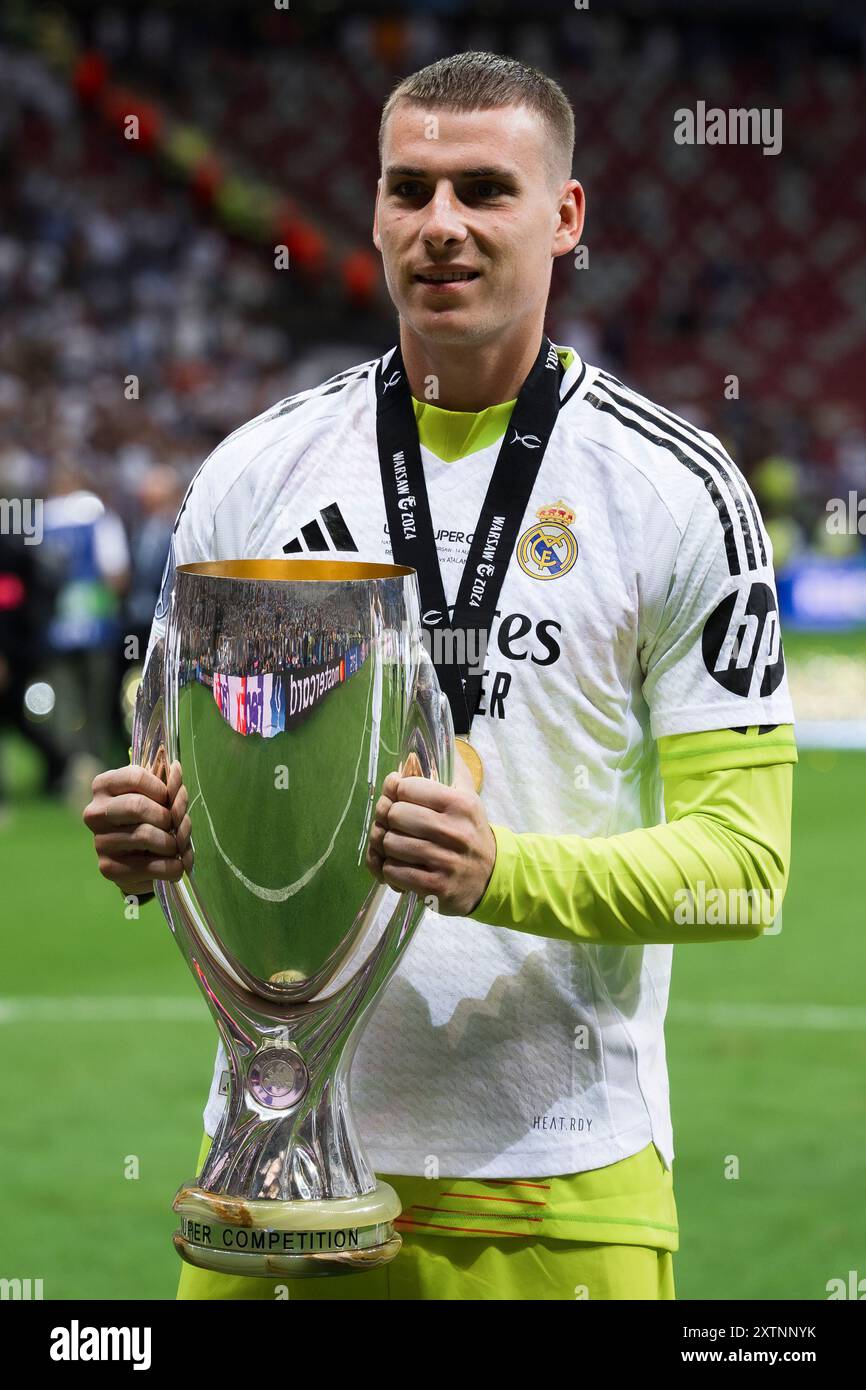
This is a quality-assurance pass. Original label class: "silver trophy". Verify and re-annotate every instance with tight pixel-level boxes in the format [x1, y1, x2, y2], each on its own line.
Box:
[132, 559, 453, 1278]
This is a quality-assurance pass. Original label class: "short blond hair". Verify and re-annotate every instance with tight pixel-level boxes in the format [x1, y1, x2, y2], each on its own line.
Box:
[379, 51, 575, 186]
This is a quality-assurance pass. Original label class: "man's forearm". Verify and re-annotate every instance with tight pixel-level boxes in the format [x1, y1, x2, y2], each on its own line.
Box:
[467, 761, 793, 945]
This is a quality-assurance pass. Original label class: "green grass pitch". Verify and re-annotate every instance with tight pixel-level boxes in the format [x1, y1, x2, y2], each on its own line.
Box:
[1, 740, 863, 1300]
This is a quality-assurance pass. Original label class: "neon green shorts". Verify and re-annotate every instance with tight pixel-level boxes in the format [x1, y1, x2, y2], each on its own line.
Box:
[175, 1136, 675, 1301]
[177, 1233, 674, 1300]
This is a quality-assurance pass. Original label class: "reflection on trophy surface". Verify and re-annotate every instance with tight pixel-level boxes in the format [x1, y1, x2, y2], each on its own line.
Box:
[132, 559, 453, 1278]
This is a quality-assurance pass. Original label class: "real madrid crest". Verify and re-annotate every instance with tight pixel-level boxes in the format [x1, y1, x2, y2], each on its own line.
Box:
[516, 500, 579, 581]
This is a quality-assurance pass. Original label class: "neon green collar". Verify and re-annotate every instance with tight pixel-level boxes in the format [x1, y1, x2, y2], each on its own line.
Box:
[412, 346, 576, 463]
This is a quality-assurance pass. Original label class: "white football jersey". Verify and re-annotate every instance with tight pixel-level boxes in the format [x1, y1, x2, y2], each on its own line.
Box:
[147, 345, 794, 1179]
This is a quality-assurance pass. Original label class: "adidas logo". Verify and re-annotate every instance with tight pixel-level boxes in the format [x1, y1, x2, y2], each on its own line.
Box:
[283, 502, 358, 554]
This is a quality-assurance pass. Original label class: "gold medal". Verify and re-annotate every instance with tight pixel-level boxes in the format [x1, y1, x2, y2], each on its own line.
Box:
[455, 737, 484, 793]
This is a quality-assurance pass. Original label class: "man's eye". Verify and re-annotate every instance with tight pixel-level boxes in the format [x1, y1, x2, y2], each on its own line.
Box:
[390, 181, 508, 200]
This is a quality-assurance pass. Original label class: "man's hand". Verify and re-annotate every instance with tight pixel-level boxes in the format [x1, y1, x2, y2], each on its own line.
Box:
[365, 755, 497, 916]
[83, 760, 193, 898]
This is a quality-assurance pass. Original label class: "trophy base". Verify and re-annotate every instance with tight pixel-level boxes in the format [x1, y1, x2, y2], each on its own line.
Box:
[172, 1180, 403, 1280]
[173, 1232, 403, 1279]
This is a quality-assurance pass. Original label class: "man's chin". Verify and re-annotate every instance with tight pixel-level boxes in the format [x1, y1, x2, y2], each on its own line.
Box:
[401, 306, 492, 345]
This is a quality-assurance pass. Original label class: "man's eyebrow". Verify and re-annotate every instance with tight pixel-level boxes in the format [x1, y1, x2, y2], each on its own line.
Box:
[384, 164, 520, 181]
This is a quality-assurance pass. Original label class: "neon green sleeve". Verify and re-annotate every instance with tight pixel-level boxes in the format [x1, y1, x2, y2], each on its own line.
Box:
[466, 725, 797, 945]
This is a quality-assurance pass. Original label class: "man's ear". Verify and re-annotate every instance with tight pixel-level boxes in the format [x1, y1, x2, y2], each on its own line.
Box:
[552, 179, 585, 260]
[372, 177, 382, 252]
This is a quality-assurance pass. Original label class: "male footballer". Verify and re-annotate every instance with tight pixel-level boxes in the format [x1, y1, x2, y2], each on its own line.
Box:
[83, 51, 796, 1301]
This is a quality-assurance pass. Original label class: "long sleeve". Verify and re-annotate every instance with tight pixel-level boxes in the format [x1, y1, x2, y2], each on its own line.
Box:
[466, 725, 796, 945]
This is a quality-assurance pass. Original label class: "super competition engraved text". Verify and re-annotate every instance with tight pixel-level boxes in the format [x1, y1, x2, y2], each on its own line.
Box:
[179, 1215, 370, 1252]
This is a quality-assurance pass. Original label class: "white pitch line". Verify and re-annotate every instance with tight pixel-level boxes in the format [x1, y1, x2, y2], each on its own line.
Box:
[1, 997, 865, 1029]
[793, 720, 866, 750]
[668, 1001, 866, 1031]
[0, 997, 207, 1024]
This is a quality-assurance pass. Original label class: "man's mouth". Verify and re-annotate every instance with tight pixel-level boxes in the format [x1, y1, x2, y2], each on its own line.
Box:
[414, 270, 481, 285]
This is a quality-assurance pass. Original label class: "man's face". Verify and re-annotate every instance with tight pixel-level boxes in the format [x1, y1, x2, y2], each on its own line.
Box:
[373, 102, 583, 347]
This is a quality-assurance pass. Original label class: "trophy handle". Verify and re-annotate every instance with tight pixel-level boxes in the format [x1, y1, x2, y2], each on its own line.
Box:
[131, 636, 167, 781]
[399, 642, 454, 785]
[326, 638, 454, 1074]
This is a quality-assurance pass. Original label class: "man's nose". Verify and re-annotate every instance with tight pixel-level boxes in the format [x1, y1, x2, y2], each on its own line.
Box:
[419, 184, 468, 247]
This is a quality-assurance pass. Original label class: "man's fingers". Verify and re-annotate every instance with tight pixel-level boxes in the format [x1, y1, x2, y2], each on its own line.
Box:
[97, 853, 184, 884]
[365, 844, 386, 883]
[381, 830, 447, 869]
[374, 770, 465, 831]
[380, 860, 437, 894]
[385, 797, 467, 850]
[166, 760, 183, 805]
[90, 764, 169, 805]
[95, 826, 178, 857]
[394, 775, 465, 813]
[371, 773, 400, 822]
[176, 814, 192, 855]
[171, 783, 189, 828]
[90, 794, 174, 833]
[138, 855, 184, 882]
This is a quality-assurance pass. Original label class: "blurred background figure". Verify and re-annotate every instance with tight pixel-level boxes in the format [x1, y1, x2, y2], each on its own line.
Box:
[39, 463, 129, 790]
[0, 477, 65, 806]
[125, 463, 182, 661]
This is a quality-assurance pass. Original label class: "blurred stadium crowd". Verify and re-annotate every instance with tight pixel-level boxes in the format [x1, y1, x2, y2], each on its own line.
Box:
[1, 2, 865, 799]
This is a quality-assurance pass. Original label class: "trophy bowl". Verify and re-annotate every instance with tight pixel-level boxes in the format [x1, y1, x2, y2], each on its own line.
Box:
[132, 559, 453, 1278]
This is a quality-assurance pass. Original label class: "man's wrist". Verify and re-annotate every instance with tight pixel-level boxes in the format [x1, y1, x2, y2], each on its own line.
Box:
[466, 823, 518, 922]
[117, 885, 156, 905]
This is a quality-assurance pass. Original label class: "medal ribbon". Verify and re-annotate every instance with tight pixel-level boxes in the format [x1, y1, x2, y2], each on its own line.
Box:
[376, 334, 564, 735]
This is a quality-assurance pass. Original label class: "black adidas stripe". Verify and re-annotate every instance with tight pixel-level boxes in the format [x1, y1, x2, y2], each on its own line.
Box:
[597, 371, 767, 567]
[598, 370, 767, 566]
[319, 502, 358, 551]
[592, 379, 757, 571]
[283, 501, 359, 555]
[321, 359, 378, 387]
[273, 371, 366, 417]
[730, 724, 779, 735]
[584, 390, 742, 575]
[300, 519, 329, 551]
